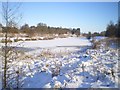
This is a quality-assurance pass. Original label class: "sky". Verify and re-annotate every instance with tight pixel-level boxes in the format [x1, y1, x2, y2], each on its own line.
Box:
[0, 2, 118, 33]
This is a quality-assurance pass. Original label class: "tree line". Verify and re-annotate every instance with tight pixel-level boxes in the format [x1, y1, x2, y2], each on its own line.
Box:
[105, 20, 120, 38]
[0, 23, 80, 37]
[84, 19, 120, 40]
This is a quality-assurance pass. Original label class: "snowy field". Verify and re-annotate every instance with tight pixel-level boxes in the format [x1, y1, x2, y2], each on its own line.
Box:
[8, 37, 92, 48]
[0, 37, 119, 88]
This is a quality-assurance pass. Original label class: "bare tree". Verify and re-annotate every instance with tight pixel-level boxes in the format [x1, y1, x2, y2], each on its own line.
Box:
[2, 1, 22, 88]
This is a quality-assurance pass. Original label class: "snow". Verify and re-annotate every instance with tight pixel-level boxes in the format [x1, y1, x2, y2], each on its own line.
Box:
[20, 46, 118, 88]
[10, 37, 91, 48]
[0, 37, 119, 88]
[0, 56, 2, 90]
[93, 36, 106, 42]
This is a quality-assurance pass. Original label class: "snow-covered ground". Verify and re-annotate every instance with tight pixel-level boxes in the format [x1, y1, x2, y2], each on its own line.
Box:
[0, 54, 2, 90]
[93, 36, 106, 41]
[9, 37, 91, 48]
[21, 47, 118, 88]
[1, 37, 119, 88]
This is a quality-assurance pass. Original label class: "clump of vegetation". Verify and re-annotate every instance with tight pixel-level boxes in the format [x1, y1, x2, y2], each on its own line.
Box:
[51, 61, 62, 78]
[105, 20, 120, 38]
[86, 32, 92, 40]
[92, 41, 100, 49]
[39, 49, 55, 58]
[31, 38, 37, 41]
[14, 39, 23, 42]
[42, 37, 53, 40]
[38, 38, 43, 40]
[1, 39, 12, 43]
[25, 39, 31, 41]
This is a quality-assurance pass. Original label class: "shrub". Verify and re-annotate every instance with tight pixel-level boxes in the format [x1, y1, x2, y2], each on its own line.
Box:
[38, 38, 42, 40]
[14, 39, 18, 42]
[87, 36, 91, 40]
[31, 38, 37, 41]
[42, 37, 54, 40]
[47, 37, 54, 40]
[25, 39, 31, 41]
[52, 67, 60, 77]
[14, 39, 23, 42]
[1, 39, 12, 43]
